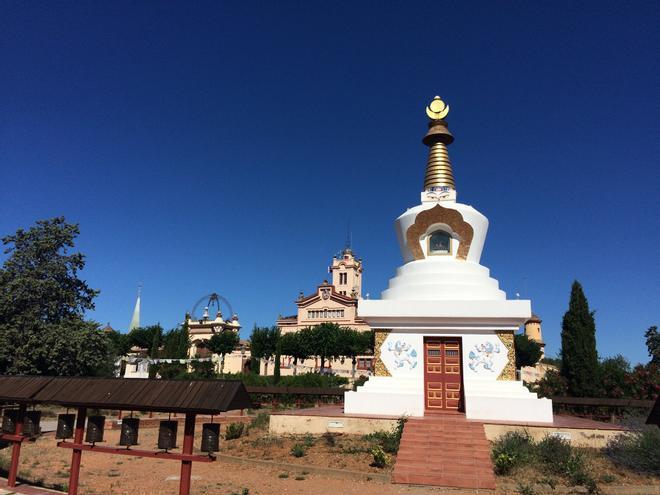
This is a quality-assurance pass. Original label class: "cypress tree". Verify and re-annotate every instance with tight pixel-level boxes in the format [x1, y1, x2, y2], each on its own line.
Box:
[560, 281, 599, 396]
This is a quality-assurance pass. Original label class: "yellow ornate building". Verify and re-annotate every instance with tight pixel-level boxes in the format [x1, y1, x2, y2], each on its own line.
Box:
[276, 248, 372, 376]
[277, 248, 370, 333]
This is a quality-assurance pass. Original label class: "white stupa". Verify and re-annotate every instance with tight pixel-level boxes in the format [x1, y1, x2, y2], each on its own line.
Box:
[345, 96, 552, 423]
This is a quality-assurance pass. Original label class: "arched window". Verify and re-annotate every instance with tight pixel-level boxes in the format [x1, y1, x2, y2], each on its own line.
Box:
[428, 230, 451, 255]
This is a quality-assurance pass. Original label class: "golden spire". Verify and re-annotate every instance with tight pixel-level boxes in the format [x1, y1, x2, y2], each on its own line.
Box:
[422, 96, 455, 192]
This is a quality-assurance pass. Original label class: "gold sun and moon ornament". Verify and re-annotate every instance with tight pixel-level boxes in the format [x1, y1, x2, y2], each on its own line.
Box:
[425, 96, 449, 120]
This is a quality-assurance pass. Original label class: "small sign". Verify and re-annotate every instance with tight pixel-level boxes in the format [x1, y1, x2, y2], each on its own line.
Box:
[551, 431, 571, 441]
[327, 421, 344, 429]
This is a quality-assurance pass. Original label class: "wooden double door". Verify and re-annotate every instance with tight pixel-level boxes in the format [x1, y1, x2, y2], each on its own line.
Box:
[424, 337, 463, 412]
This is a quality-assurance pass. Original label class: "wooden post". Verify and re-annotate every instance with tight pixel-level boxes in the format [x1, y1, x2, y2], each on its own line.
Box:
[179, 413, 196, 495]
[7, 403, 26, 487]
[68, 407, 87, 495]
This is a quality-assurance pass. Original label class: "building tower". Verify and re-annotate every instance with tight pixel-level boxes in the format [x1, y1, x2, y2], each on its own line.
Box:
[524, 313, 545, 359]
[128, 285, 141, 331]
[330, 248, 363, 298]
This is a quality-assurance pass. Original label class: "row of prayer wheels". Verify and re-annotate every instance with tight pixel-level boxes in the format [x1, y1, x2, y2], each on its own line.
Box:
[55, 414, 221, 452]
[1, 409, 42, 437]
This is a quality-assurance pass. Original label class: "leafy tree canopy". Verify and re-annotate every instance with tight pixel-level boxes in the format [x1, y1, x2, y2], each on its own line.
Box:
[514, 333, 543, 369]
[645, 325, 659, 364]
[249, 325, 279, 360]
[0, 217, 107, 375]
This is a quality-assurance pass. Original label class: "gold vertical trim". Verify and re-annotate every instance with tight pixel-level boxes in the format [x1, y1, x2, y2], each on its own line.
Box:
[496, 330, 516, 381]
[373, 330, 391, 377]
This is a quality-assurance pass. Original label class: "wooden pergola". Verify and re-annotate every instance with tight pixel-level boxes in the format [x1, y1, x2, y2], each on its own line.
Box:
[0, 376, 252, 495]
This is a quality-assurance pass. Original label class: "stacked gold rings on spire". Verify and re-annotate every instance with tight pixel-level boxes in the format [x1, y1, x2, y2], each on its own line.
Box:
[422, 96, 456, 191]
[424, 142, 455, 189]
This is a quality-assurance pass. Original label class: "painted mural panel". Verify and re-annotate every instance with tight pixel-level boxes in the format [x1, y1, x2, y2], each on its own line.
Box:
[380, 333, 423, 376]
[462, 333, 509, 381]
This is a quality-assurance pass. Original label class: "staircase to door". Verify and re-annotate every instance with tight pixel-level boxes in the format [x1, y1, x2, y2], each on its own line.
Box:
[393, 415, 496, 490]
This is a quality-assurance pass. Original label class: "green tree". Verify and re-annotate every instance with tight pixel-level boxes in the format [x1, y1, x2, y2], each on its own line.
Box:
[106, 329, 132, 357]
[599, 355, 630, 398]
[301, 323, 343, 372]
[207, 330, 240, 373]
[339, 328, 372, 377]
[514, 333, 543, 369]
[560, 281, 600, 397]
[250, 325, 279, 375]
[279, 331, 310, 376]
[127, 324, 163, 357]
[0, 217, 107, 375]
[162, 324, 189, 359]
[645, 325, 659, 364]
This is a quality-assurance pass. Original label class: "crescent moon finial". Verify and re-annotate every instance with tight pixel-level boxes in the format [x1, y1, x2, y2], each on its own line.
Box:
[425, 96, 450, 120]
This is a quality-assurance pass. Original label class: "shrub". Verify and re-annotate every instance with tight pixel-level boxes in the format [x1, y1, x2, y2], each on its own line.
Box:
[225, 422, 245, 440]
[370, 445, 388, 468]
[364, 417, 407, 454]
[302, 433, 315, 448]
[353, 375, 369, 390]
[605, 427, 660, 475]
[249, 412, 270, 430]
[515, 482, 536, 495]
[290, 443, 306, 458]
[536, 435, 573, 468]
[322, 431, 336, 447]
[493, 453, 517, 475]
[491, 430, 534, 473]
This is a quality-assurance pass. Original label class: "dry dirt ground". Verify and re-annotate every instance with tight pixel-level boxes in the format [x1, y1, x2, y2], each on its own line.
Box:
[1, 421, 657, 495]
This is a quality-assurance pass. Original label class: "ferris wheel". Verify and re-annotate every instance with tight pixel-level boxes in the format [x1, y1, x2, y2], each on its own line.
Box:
[190, 293, 235, 320]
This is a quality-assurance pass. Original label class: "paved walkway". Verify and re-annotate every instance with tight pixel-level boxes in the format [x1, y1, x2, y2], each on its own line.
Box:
[393, 414, 496, 490]
[0, 478, 64, 495]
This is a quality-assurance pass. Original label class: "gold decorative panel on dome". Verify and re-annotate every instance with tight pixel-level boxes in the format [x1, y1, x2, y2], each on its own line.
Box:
[406, 204, 474, 260]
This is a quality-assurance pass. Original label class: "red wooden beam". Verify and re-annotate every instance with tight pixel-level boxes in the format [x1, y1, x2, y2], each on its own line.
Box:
[7, 404, 26, 487]
[179, 413, 196, 495]
[57, 442, 215, 463]
[0, 433, 29, 443]
[68, 406, 86, 495]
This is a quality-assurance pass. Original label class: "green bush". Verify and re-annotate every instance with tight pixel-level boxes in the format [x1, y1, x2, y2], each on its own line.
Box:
[322, 431, 336, 447]
[491, 430, 534, 473]
[279, 373, 348, 388]
[302, 433, 315, 448]
[249, 412, 270, 429]
[493, 453, 517, 475]
[225, 422, 245, 440]
[370, 445, 388, 468]
[605, 427, 660, 475]
[536, 435, 573, 469]
[353, 375, 369, 390]
[290, 443, 306, 457]
[364, 417, 407, 454]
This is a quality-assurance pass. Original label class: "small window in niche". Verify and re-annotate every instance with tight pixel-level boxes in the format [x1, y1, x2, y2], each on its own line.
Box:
[428, 230, 451, 255]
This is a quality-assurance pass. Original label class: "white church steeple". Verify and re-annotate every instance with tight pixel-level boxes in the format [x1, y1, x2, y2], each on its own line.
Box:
[128, 284, 141, 331]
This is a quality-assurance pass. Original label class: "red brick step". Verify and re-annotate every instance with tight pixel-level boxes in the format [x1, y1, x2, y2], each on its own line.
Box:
[393, 415, 496, 490]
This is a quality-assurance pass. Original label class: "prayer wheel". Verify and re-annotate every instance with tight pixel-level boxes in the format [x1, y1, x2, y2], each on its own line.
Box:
[85, 415, 106, 443]
[22, 411, 42, 437]
[119, 417, 140, 446]
[200, 423, 220, 453]
[1, 409, 19, 434]
[55, 414, 75, 439]
[157, 420, 178, 450]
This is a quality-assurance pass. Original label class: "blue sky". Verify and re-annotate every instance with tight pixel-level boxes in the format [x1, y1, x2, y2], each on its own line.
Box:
[1, 1, 658, 365]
